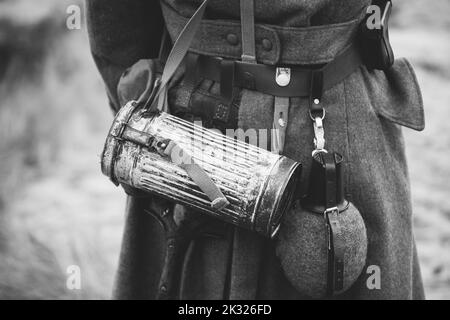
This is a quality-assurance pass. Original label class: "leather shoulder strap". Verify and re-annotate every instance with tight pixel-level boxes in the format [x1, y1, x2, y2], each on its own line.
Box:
[240, 0, 256, 63]
[146, 0, 210, 110]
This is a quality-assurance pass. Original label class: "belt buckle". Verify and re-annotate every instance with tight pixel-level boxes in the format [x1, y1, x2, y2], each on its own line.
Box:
[275, 67, 291, 87]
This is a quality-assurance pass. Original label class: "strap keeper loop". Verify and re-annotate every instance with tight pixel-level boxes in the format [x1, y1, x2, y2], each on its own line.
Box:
[220, 59, 236, 102]
[184, 53, 200, 86]
[309, 69, 324, 112]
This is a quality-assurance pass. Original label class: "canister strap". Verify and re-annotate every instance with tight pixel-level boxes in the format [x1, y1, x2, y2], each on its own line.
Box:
[163, 140, 229, 211]
[148, 137, 230, 211]
[145, 0, 211, 111]
[142, 0, 230, 210]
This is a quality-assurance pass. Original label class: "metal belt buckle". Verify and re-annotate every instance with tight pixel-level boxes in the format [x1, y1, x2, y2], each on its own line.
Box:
[276, 67, 291, 87]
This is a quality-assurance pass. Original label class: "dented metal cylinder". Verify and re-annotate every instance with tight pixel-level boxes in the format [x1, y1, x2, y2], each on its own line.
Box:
[101, 101, 302, 238]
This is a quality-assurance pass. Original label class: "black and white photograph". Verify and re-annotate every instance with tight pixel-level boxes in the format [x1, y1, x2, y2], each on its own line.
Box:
[0, 0, 449, 303]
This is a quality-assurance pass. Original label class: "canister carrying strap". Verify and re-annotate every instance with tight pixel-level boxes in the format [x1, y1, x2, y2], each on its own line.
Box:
[145, 0, 211, 111]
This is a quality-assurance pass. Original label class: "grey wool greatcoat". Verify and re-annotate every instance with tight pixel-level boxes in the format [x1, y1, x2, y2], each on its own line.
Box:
[87, 0, 425, 300]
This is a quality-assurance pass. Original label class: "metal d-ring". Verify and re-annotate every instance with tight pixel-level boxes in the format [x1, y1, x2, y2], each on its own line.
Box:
[309, 107, 326, 122]
[312, 148, 328, 158]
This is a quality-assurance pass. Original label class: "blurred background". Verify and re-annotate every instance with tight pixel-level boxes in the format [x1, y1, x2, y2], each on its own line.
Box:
[0, 0, 449, 299]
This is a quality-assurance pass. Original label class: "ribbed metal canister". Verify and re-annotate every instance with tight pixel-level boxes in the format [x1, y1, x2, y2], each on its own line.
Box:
[101, 102, 301, 238]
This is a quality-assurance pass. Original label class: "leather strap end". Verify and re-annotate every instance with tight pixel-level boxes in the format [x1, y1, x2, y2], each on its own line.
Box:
[309, 70, 324, 112]
[271, 96, 290, 154]
[220, 59, 235, 102]
[211, 197, 230, 211]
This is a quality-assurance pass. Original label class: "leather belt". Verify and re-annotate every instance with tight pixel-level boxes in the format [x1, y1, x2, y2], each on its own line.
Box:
[161, 0, 364, 65]
[189, 42, 363, 98]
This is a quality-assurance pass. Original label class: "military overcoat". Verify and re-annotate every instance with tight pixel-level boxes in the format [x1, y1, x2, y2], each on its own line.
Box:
[87, 0, 425, 299]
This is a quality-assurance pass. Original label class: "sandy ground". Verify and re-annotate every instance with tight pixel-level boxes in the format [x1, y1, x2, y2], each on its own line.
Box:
[0, 1, 449, 300]
[392, 29, 450, 299]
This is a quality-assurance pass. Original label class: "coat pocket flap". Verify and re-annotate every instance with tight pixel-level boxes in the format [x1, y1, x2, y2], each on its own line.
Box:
[117, 59, 157, 107]
[366, 58, 425, 131]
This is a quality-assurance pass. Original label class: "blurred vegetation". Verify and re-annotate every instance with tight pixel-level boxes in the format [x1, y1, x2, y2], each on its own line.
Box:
[0, 0, 448, 299]
[0, 0, 68, 299]
[0, 0, 63, 202]
[392, 0, 450, 29]
[0, 0, 123, 299]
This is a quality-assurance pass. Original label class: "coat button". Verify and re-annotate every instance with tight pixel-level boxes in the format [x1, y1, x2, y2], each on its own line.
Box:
[226, 33, 239, 46]
[262, 38, 273, 51]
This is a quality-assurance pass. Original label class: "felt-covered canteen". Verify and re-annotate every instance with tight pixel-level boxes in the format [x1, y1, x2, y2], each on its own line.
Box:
[276, 152, 367, 298]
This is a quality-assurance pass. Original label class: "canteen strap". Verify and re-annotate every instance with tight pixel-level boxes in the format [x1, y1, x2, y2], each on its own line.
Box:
[323, 153, 345, 296]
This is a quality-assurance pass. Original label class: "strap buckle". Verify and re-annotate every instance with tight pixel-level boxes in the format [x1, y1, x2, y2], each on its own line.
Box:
[324, 206, 339, 251]
[324, 206, 339, 218]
